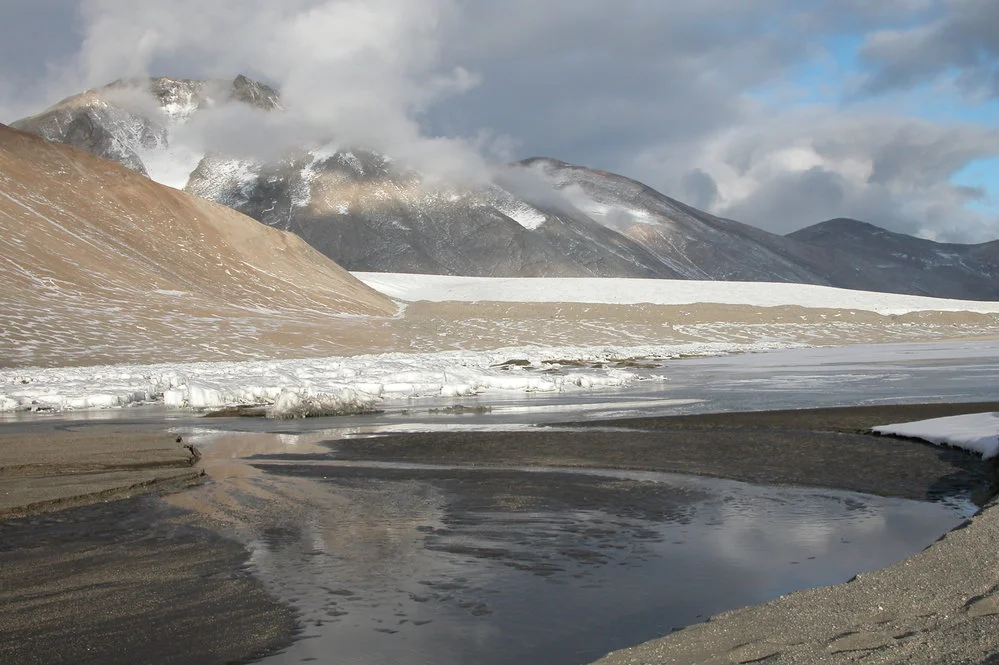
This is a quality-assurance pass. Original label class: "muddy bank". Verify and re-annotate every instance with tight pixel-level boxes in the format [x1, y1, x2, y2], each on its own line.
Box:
[0, 422, 297, 665]
[2, 402, 997, 665]
[590, 493, 999, 665]
[573, 403, 999, 665]
[0, 423, 203, 519]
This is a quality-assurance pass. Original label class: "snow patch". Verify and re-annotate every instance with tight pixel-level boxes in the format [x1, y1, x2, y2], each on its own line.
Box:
[495, 200, 549, 230]
[872, 413, 999, 459]
[189, 158, 261, 206]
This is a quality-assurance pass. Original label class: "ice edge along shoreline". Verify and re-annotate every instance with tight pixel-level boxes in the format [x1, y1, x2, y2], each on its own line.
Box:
[0, 340, 797, 415]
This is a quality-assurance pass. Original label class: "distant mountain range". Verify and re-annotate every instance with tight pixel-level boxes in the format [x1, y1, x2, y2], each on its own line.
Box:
[13, 76, 999, 301]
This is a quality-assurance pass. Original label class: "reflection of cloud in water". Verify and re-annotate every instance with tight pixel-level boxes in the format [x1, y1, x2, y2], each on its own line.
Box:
[180, 437, 972, 665]
[708, 492, 885, 561]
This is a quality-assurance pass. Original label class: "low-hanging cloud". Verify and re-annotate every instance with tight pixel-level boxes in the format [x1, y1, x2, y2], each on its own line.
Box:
[63, 0, 496, 182]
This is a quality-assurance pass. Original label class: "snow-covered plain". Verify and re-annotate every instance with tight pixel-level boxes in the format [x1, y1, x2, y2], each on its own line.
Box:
[873, 413, 999, 459]
[0, 341, 788, 416]
[353, 273, 999, 316]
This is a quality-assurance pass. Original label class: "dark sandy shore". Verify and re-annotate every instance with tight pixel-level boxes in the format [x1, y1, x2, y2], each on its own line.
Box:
[0, 423, 297, 665]
[297, 402, 999, 505]
[1, 402, 997, 665]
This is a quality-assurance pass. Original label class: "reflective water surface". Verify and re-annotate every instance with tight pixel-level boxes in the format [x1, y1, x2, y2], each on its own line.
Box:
[240, 458, 971, 665]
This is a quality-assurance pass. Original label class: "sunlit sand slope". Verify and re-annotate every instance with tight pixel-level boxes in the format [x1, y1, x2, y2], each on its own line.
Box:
[0, 124, 395, 367]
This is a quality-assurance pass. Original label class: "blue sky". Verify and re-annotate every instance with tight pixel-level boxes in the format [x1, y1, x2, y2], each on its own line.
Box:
[773, 30, 999, 220]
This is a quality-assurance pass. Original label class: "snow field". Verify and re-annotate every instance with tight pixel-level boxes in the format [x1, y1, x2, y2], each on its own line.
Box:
[352, 272, 999, 316]
[873, 413, 999, 459]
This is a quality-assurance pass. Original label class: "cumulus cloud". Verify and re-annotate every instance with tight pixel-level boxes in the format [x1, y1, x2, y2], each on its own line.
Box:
[3, 0, 998, 241]
[432, 0, 999, 241]
[436, 0, 806, 174]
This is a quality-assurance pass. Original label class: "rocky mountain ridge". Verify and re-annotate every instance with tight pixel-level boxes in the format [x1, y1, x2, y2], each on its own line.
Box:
[14, 76, 999, 300]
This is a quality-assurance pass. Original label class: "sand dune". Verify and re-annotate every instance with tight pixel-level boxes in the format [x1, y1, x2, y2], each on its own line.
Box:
[0, 124, 395, 367]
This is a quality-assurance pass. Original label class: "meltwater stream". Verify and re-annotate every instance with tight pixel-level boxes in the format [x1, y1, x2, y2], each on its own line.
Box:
[226, 455, 971, 665]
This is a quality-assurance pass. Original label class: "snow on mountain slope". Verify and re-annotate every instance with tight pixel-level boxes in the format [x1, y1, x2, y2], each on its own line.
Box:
[351, 273, 999, 315]
[186, 145, 620, 277]
[10, 75, 280, 189]
[0, 123, 394, 368]
[189, 145, 999, 299]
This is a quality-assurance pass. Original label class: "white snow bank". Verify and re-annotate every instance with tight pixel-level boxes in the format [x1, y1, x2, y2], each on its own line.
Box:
[352, 272, 999, 316]
[872, 413, 999, 459]
[0, 341, 785, 416]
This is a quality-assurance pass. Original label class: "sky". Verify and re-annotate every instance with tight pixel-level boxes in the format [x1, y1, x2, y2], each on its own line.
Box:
[1, 0, 998, 242]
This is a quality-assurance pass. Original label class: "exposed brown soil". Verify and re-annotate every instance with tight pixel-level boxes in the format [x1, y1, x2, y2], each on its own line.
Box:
[0, 122, 395, 368]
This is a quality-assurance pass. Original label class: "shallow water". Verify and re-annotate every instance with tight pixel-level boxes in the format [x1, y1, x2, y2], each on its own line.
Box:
[242, 459, 971, 665]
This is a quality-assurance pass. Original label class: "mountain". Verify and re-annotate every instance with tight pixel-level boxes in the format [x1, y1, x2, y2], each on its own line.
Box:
[789, 219, 999, 300]
[186, 150, 607, 277]
[0, 122, 394, 368]
[13, 76, 999, 300]
[11, 75, 279, 187]
[514, 158, 850, 284]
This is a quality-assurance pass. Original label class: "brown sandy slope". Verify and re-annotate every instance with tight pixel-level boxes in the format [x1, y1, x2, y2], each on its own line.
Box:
[0, 123, 394, 367]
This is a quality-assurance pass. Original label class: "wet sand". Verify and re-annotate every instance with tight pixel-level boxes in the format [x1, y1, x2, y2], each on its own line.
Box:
[0, 423, 297, 665]
[282, 402, 999, 505]
[1, 403, 998, 664]
[0, 424, 203, 519]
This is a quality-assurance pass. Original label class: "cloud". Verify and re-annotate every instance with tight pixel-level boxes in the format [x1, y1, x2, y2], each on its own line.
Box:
[0, 0, 82, 121]
[57, 0, 493, 182]
[858, 0, 999, 97]
[3, 0, 998, 241]
[434, 0, 809, 173]
[626, 109, 999, 241]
